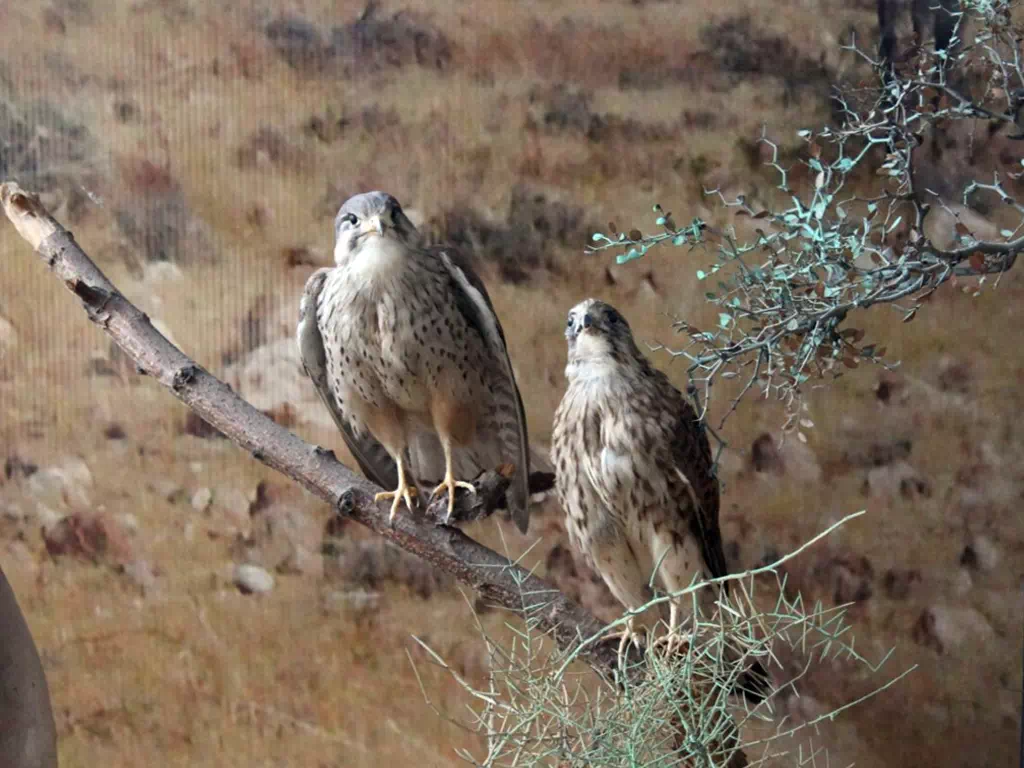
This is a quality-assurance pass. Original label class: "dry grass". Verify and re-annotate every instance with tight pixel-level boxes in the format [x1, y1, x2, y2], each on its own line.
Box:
[1, 0, 1022, 766]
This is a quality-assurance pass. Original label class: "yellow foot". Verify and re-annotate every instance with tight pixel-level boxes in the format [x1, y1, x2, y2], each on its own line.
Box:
[650, 629, 691, 657]
[375, 484, 418, 524]
[608, 622, 644, 669]
[431, 474, 477, 522]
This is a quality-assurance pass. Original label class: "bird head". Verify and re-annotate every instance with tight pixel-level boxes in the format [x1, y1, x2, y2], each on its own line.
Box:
[333, 191, 421, 264]
[564, 298, 639, 367]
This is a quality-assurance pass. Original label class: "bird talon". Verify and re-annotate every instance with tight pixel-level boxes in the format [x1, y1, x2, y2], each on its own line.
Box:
[608, 620, 644, 668]
[431, 475, 477, 522]
[650, 629, 689, 657]
[375, 483, 417, 524]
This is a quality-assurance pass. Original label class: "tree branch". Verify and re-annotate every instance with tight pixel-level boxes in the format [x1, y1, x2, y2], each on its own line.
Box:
[0, 181, 628, 678]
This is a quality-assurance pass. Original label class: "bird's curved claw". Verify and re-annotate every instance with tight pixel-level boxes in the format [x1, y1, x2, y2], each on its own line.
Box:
[607, 619, 644, 669]
[650, 629, 691, 658]
[432, 475, 477, 523]
[375, 484, 417, 524]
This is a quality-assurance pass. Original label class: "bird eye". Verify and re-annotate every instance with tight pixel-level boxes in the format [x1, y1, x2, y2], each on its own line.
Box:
[566, 316, 574, 328]
[607, 311, 619, 325]
[341, 213, 358, 227]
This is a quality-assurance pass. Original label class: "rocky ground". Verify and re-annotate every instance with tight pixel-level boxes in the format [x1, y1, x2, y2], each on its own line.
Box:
[0, 0, 1022, 766]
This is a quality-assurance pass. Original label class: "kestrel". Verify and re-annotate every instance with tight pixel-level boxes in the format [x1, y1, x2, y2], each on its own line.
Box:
[297, 192, 532, 531]
[551, 298, 767, 702]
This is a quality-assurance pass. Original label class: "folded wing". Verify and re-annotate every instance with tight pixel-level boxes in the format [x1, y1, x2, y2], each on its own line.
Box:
[296, 267, 400, 491]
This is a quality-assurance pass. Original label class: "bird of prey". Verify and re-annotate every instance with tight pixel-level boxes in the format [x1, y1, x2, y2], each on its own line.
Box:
[297, 191, 532, 532]
[551, 298, 767, 703]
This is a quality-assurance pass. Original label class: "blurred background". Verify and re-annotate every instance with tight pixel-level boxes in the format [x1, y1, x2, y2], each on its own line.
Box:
[0, 0, 1021, 765]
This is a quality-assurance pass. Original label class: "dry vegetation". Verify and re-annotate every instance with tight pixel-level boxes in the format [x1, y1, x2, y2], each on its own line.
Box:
[0, 0, 1022, 765]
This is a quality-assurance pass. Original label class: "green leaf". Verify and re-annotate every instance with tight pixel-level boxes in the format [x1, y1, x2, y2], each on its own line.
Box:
[696, 269, 707, 280]
[718, 313, 732, 328]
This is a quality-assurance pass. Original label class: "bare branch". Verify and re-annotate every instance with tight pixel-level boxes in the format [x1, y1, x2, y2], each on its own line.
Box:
[0, 181, 628, 679]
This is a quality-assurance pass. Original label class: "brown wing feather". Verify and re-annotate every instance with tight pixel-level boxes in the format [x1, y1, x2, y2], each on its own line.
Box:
[430, 245, 532, 533]
[667, 386, 728, 584]
[668, 384, 771, 703]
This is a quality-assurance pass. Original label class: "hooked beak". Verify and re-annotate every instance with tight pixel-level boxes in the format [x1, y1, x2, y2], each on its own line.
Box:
[362, 211, 392, 238]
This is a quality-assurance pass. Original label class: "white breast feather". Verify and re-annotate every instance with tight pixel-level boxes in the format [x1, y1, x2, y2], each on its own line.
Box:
[600, 446, 634, 488]
[337, 236, 408, 288]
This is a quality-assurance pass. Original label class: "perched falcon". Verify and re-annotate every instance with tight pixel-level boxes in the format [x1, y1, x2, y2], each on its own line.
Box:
[297, 191, 531, 532]
[551, 298, 767, 703]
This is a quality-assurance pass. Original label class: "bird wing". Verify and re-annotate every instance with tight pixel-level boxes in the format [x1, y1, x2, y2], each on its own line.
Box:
[297, 267, 399, 491]
[668, 394, 728, 583]
[432, 245, 532, 533]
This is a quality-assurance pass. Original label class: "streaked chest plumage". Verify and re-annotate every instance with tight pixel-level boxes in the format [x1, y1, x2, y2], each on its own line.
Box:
[315, 239, 489, 423]
[552, 365, 678, 555]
